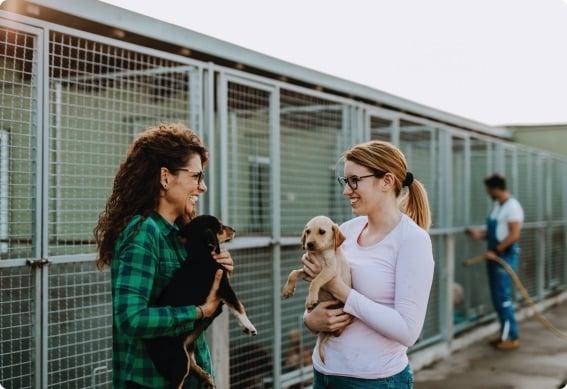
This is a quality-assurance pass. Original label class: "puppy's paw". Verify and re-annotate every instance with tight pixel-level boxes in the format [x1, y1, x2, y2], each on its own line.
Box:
[305, 294, 319, 310]
[203, 375, 215, 389]
[243, 323, 258, 336]
[281, 283, 295, 299]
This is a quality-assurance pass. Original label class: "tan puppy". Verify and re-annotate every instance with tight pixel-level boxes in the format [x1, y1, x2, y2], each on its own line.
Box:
[282, 215, 352, 363]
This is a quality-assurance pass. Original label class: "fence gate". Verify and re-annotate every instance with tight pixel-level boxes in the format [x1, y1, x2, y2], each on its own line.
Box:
[1, 17, 203, 388]
[0, 19, 44, 389]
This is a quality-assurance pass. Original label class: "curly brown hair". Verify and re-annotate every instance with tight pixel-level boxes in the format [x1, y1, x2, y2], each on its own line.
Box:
[94, 123, 208, 270]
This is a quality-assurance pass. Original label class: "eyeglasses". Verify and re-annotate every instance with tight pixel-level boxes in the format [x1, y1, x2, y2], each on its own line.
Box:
[172, 168, 205, 185]
[337, 172, 385, 190]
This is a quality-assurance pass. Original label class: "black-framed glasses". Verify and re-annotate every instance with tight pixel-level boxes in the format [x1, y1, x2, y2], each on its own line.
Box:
[172, 168, 205, 185]
[337, 172, 385, 190]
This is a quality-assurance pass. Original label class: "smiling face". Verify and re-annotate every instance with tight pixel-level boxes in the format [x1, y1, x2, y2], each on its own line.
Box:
[161, 153, 207, 222]
[341, 160, 386, 216]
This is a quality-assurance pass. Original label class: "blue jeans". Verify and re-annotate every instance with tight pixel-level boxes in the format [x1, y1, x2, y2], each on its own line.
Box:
[486, 247, 519, 340]
[313, 365, 413, 389]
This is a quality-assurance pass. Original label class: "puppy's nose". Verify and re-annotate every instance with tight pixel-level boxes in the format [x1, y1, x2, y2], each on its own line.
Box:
[306, 242, 315, 251]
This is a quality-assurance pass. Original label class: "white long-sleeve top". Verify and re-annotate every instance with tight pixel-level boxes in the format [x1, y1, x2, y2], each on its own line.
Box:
[312, 214, 435, 379]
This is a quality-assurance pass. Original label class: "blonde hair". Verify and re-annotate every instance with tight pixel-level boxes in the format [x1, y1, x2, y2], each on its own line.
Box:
[343, 140, 431, 230]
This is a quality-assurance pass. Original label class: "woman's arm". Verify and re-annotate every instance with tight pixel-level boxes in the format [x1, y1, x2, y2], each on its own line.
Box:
[113, 231, 220, 339]
[339, 230, 434, 347]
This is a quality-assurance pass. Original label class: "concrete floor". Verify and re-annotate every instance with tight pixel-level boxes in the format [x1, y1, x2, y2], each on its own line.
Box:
[414, 301, 567, 389]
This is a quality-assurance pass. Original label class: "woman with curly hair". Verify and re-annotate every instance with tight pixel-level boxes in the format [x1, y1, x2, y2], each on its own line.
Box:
[94, 123, 233, 388]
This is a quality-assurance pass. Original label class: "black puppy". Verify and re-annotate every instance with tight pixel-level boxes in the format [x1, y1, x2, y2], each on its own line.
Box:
[145, 215, 257, 389]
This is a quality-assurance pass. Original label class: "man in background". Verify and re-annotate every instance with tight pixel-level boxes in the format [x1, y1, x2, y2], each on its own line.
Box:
[466, 174, 524, 350]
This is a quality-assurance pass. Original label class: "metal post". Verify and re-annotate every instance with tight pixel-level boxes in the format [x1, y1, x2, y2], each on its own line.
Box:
[271, 86, 282, 389]
[229, 112, 238, 226]
[54, 82, 62, 238]
[463, 136, 472, 319]
[464, 136, 471, 227]
[207, 68, 230, 388]
[392, 118, 400, 147]
[188, 67, 200, 134]
[511, 147, 519, 196]
[563, 161, 567, 286]
[40, 25, 50, 389]
[205, 63, 216, 216]
[444, 234, 455, 343]
[495, 143, 505, 175]
[536, 155, 545, 299]
[27, 24, 45, 389]
[218, 72, 228, 223]
[545, 158, 553, 290]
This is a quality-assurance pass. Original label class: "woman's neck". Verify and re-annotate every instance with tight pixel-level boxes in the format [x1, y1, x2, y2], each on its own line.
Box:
[155, 203, 177, 225]
[365, 198, 403, 235]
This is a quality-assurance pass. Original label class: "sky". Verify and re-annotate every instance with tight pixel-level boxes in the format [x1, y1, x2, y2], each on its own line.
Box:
[100, 0, 567, 126]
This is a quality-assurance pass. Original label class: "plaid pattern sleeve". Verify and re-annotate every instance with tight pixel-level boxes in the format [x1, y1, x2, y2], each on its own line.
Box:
[111, 213, 213, 388]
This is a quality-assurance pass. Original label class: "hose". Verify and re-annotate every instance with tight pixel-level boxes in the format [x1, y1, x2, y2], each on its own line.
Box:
[463, 254, 567, 340]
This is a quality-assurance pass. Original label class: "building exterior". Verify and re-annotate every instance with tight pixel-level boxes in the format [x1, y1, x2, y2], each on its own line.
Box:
[0, 1, 566, 388]
[506, 123, 567, 158]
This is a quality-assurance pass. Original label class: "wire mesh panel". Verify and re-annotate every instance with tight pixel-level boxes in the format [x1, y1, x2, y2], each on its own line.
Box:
[398, 121, 439, 227]
[223, 81, 272, 236]
[369, 115, 393, 142]
[546, 227, 565, 290]
[280, 89, 352, 235]
[0, 265, 35, 389]
[44, 30, 202, 388]
[549, 159, 565, 222]
[469, 138, 492, 226]
[451, 136, 466, 227]
[48, 31, 200, 257]
[419, 234, 442, 341]
[280, 245, 316, 387]
[518, 226, 538, 298]
[454, 233, 494, 327]
[0, 25, 39, 260]
[516, 150, 537, 222]
[228, 247, 274, 389]
[47, 262, 112, 388]
[504, 147, 516, 194]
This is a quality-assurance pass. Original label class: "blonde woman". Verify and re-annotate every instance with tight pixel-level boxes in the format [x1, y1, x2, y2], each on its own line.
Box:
[303, 140, 435, 389]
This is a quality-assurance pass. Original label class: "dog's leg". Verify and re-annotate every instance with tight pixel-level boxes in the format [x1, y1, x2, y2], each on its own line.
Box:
[318, 333, 331, 364]
[176, 341, 193, 389]
[282, 269, 305, 298]
[306, 267, 335, 310]
[172, 320, 210, 389]
[189, 350, 215, 389]
[220, 275, 257, 335]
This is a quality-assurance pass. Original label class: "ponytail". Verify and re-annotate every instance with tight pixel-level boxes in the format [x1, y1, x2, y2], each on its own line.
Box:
[401, 178, 431, 231]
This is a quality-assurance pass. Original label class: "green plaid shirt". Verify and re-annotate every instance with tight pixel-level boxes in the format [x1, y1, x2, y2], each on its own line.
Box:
[111, 211, 213, 388]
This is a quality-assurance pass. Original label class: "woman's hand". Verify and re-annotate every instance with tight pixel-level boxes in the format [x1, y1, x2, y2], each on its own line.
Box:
[301, 252, 322, 282]
[201, 270, 223, 318]
[212, 249, 234, 274]
[304, 300, 353, 333]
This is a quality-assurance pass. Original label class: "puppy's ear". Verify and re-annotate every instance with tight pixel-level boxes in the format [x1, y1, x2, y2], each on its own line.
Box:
[300, 229, 307, 250]
[332, 224, 346, 249]
[205, 228, 221, 254]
